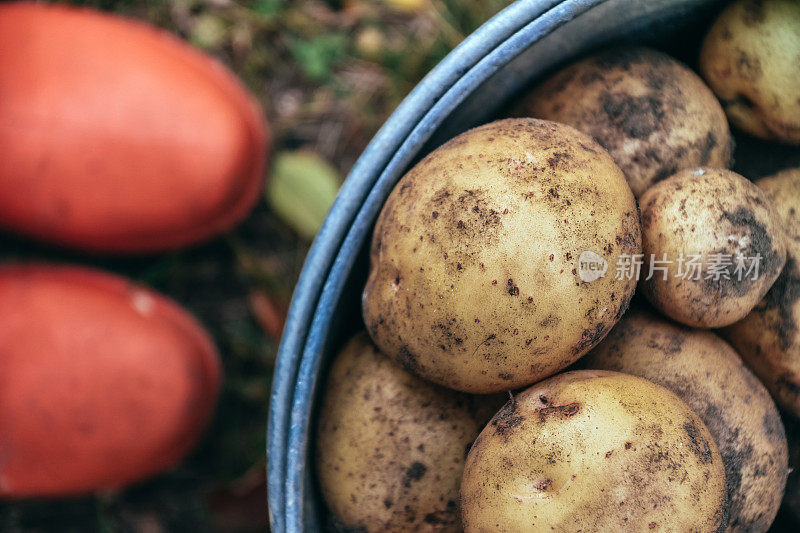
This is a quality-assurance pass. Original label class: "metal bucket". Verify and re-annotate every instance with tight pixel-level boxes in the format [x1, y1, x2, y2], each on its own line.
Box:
[266, 0, 732, 530]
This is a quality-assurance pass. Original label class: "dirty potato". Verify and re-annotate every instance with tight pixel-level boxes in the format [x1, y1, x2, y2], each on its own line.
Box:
[517, 46, 732, 197]
[460, 370, 728, 532]
[362, 118, 640, 394]
[583, 307, 788, 532]
[700, 0, 800, 144]
[316, 332, 500, 532]
[723, 168, 800, 416]
[639, 167, 786, 328]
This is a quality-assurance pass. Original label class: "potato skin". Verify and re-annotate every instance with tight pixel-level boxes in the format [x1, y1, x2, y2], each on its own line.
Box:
[518, 47, 732, 197]
[639, 167, 786, 328]
[0, 264, 221, 497]
[700, 0, 800, 144]
[0, 3, 268, 253]
[583, 308, 788, 532]
[460, 370, 728, 532]
[723, 168, 800, 416]
[362, 118, 640, 394]
[316, 332, 500, 532]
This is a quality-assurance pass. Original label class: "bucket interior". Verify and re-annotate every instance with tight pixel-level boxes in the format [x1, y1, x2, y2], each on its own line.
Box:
[292, 0, 800, 529]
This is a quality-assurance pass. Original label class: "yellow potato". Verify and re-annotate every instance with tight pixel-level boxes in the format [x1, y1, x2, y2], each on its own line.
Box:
[518, 46, 732, 197]
[460, 370, 728, 532]
[723, 168, 800, 416]
[315, 332, 500, 532]
[700, 0, 800, 144]
[584, 307, 788, 532]
[639, 167, 786, 327]
[363, 118, 640, 393]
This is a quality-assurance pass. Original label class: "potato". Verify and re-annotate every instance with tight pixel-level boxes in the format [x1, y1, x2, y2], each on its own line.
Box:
[722, 168, 800, 416]
[583, 307, 788, 532]
[517, 46, 732, 197]
[0, 3, 268, 253]
[639, 167, 786, 328]
[700, 0, 800, 144]
[316, 332, 499, 532]
[0, 264, 220, 497]
[362, 118, 640, 394]
[460, 370, 728, 532]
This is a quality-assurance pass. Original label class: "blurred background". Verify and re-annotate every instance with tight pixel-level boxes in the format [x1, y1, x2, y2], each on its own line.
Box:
[0, 0, 510, 531]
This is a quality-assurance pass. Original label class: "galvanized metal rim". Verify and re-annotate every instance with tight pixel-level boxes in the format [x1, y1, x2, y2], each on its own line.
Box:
[265, 1, 573, 529]
[279, 0, 605, 531]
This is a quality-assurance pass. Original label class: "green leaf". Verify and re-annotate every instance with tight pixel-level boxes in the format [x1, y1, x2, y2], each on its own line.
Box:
[289, 33, 348, 82]
[266, 151, 341, 240]
[251, 0, 284, 17]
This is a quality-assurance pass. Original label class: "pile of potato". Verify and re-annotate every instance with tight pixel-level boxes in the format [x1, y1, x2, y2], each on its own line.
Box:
[315, 0, 800, 531]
